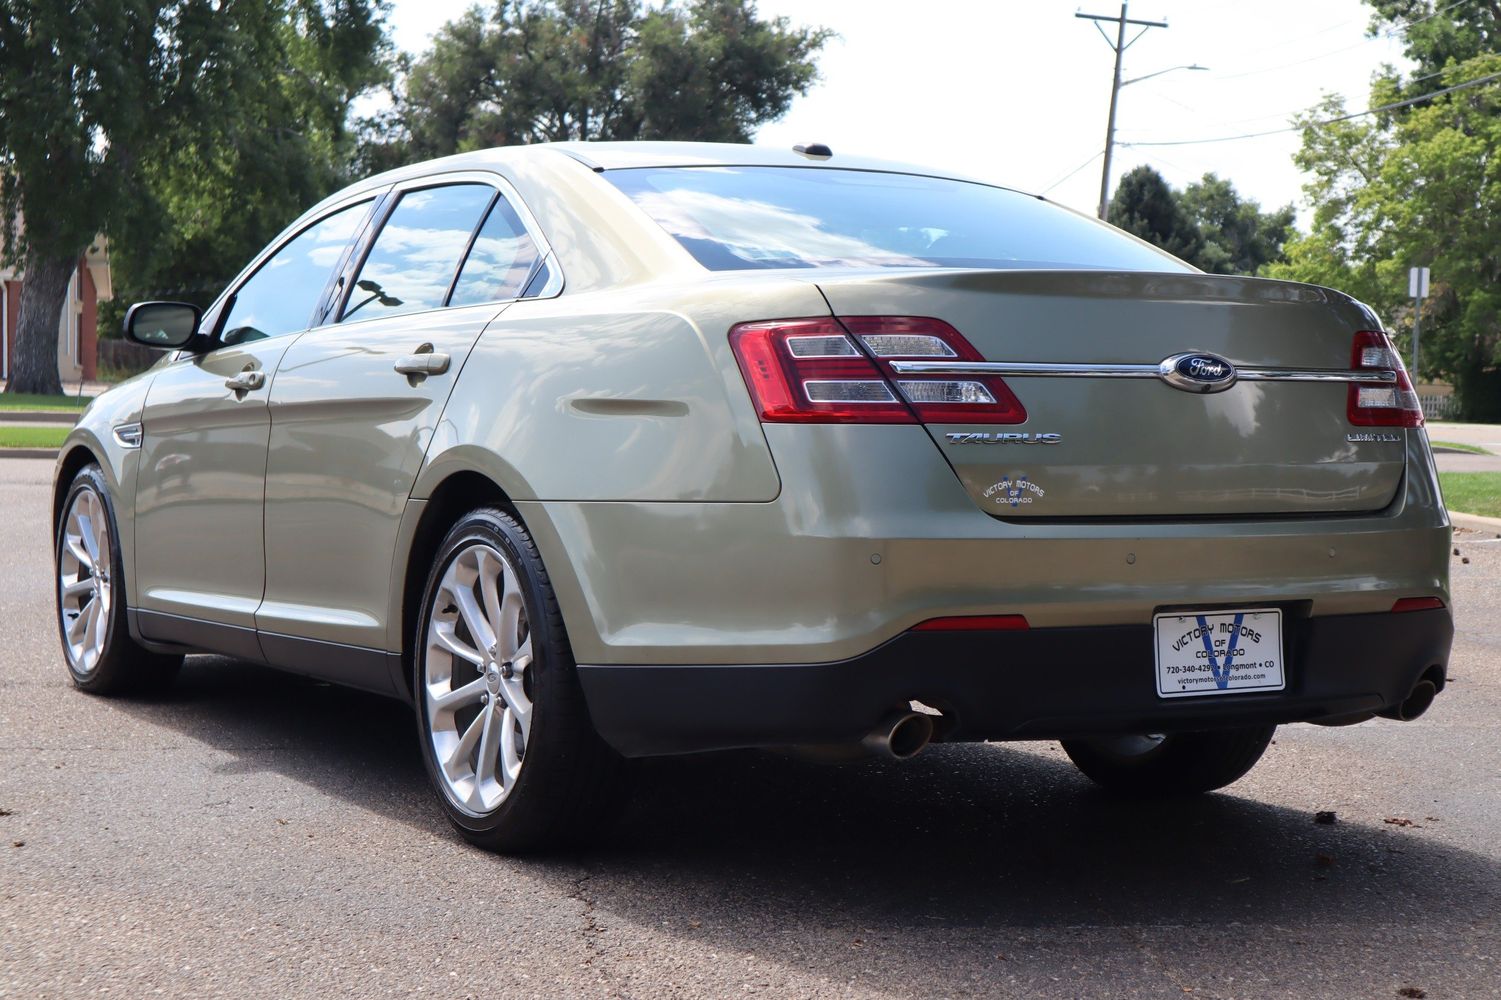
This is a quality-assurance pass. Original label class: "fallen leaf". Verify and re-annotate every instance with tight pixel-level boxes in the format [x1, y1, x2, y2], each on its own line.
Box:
[1397, 988, 1427, 999]
[1314, 811, 1338, 825]
[0, 808, 12, 817]
[10, 841, 23, 848]
[1384, 817, 1419, 828]
[1315, 851, 1336, 867]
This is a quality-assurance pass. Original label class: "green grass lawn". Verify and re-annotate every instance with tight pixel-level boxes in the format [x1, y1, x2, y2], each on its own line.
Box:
[1441, 472, 1501, 519]
[0, 425, 69, 449]
[0, 392, 91, 412]
[1431, 440, 1492, 455]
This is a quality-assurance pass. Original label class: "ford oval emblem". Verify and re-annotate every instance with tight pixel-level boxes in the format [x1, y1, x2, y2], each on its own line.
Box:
[1158, 352, 1238, 394]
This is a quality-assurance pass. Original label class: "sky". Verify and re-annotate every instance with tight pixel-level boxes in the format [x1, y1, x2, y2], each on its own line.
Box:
[382, 0, 1418, 221]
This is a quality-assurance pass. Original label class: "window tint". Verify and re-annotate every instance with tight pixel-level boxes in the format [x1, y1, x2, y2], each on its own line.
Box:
[449, 197, 540, 306]
[606, 167, 1193, 273]
[342, 184, 495, 322]
[219, 200, 372, 345]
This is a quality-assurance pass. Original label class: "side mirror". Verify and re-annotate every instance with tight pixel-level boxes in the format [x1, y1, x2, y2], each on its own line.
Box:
[124, 301, 201, 349]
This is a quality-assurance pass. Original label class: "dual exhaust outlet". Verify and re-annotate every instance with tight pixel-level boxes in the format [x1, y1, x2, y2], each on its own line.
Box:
[857, 674, 1442, 754]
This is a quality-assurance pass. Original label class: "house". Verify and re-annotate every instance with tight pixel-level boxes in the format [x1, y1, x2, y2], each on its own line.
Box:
[0, 233, 111, 384]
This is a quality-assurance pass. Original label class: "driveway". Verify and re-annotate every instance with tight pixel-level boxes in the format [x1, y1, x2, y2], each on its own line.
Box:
[2, 457, 1499, 998]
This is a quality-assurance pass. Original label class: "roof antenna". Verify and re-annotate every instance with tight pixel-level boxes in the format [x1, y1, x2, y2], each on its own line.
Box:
[792, 143, 833, 160]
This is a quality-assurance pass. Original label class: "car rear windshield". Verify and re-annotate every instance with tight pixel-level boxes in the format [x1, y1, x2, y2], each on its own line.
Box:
[605, 166, 1192, 273]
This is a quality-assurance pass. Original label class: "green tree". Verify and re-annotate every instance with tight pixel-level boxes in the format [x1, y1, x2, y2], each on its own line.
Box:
[0, 0, 388, 396]
[1269, 2, 1501, 419]
[362, 0, 830, 169]
[1108, 165, 1293, 274]
[1272, 67, 1501, 419]
[1108, 165, 1204, 264]
[1180, 173, 1296, 276]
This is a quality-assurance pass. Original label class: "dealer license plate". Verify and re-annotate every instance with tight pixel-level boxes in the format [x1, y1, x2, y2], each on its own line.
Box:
[1154, 608, 1285, 698]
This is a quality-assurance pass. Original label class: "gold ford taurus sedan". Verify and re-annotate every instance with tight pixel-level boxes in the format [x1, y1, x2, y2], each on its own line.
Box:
[53, 141, 1453, 851]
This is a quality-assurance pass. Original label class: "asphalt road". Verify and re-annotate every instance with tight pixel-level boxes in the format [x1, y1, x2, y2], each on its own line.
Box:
[2, 456, 1499, 1000]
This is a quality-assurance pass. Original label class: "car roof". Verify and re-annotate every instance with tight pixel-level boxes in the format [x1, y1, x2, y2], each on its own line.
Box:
[353, 140, 996, 193]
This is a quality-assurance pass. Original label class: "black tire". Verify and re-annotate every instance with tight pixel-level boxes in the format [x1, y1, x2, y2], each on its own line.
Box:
[413, 506, 624, 853]
[1061, 726, 1275, 796]
[55, 464, 182, 695]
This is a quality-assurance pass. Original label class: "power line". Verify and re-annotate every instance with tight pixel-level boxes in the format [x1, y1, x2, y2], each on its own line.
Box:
[1039, 150, 1103, 196]
[1120, 68, 1501, 148]
[1212, 0, 1479, 82]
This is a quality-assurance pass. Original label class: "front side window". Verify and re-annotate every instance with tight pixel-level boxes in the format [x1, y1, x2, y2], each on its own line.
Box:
[449, 197, 540, 307]
[606, 166, 1193, 273]
[342, 184, 496, 322]
[219, 200, 373, 345]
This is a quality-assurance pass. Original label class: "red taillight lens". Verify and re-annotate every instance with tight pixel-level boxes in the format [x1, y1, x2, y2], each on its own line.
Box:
[1348, 330, 1424, 427]
[729, 318, 916, 423]
[911, 614, 1030, 631]
[728, 316, 1026, 425]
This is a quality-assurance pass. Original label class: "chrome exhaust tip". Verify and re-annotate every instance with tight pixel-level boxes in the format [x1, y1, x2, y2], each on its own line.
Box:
[1378, 678, 1438, 722]
[861, 710, 934, 760]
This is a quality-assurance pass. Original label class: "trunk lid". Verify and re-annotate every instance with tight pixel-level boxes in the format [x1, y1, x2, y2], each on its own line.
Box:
[815, 269, 1406, 519]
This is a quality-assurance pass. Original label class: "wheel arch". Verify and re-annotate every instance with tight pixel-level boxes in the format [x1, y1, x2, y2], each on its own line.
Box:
[53, 443, 103, 534]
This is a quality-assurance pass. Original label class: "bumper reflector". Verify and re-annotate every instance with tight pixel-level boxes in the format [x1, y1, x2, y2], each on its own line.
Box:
[1391, 597, 1445, 613]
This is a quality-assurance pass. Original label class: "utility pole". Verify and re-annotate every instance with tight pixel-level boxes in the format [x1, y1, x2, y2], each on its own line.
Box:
[1077, 2, 1169, 221]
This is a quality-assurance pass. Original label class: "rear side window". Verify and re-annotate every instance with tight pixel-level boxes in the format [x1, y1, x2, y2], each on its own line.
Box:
[449, 197, 540, 307]
[218, 200, 373, 345]
[606, 166, 1191, 273]
[342, 184, 495, 322]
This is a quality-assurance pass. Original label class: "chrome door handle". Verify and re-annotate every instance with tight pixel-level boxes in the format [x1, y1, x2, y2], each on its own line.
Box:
[224, 370, 266, 392]
[394, 351, 450, 377]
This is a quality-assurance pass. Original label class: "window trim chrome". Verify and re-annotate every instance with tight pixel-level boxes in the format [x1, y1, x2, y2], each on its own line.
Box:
[331, 168, 562, 327]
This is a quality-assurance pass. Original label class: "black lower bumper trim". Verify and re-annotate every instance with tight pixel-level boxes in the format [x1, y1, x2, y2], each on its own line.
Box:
[577, 609, 1453, 757]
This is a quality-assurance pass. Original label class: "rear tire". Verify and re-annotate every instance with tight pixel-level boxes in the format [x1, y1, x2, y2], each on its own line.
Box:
[55, 464, 182, 695]
[1061, 726, 1275, 795]
[413, 506, 623, 853]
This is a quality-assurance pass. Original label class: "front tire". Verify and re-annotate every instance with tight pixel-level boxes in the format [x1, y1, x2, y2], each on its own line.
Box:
[1061, 726, 1275, 796]
[413, 507, 622, 853]
[56, 464, 182, 694]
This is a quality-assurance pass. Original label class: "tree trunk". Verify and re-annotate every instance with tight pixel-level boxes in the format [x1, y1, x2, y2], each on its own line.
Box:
[4, 247, 75, 396]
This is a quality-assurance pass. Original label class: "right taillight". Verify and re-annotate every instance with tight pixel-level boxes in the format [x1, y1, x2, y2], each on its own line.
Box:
[729, 315, 1026, 425]
[1348, 330, 1424, 427]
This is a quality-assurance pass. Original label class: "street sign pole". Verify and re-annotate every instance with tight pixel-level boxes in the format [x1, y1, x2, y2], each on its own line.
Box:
[1408, 266, 1430, 376]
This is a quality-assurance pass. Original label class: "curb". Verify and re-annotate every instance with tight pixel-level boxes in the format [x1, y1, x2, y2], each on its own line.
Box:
[1451, 510, 1501, 534]
[0, 448, 58, 460]
[0, 411, 80, 424]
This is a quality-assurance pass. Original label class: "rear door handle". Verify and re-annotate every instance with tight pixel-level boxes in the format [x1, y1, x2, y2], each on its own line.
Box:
[224, 369, 266, 392]
[394, 347, 450, 378]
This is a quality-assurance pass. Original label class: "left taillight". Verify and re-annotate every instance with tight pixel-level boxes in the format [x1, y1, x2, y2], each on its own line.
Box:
[729, 316, 1027, 425]
[1348, 330, 1424, 427]
[729, 318, 916, 423]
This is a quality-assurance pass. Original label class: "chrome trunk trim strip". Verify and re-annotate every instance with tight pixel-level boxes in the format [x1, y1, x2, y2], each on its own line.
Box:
[886, 360, 1398, 384]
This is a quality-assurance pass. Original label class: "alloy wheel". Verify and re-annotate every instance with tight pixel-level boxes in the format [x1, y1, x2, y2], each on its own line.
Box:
[423, 541, 533, 816]
[59, 486, 113, 675]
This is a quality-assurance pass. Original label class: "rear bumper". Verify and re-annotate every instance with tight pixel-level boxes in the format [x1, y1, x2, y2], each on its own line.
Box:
[577, 608, 1453, 757]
